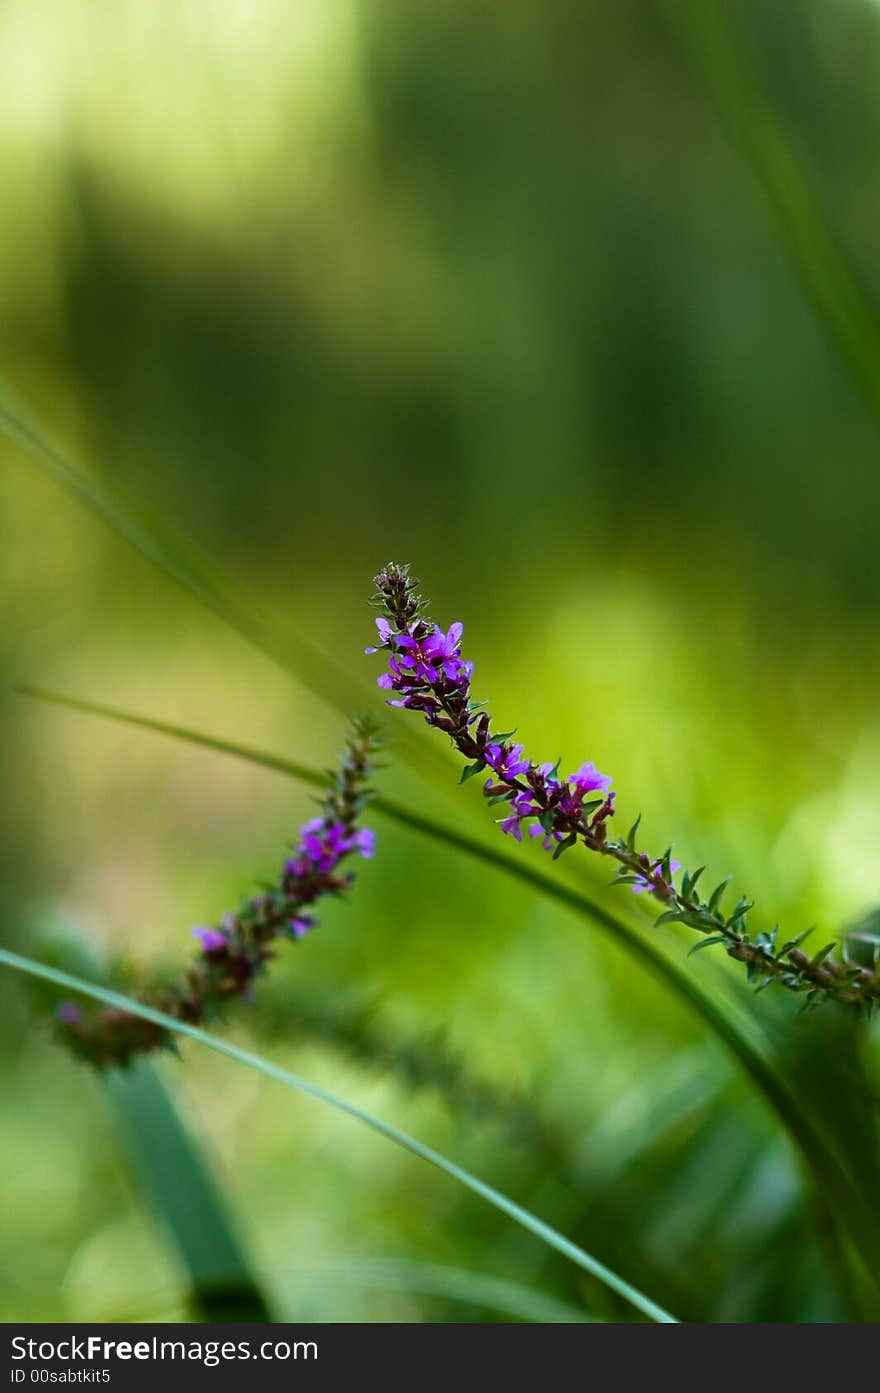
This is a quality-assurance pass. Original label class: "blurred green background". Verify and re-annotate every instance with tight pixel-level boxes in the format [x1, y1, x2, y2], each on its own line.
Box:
[2, 0, 879, 1323]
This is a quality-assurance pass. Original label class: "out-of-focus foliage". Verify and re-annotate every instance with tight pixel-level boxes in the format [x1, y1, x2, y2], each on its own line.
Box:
[1, 0, 879, 1322]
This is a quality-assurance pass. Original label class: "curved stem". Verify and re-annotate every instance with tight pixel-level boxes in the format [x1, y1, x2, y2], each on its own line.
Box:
[0, 947, 677, 1325]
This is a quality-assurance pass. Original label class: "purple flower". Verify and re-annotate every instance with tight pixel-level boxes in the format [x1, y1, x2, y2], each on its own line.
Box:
[55, 1002, 82, 1025]
[421, 622, 470, 684]
[352, 827, 375, 859]
[485, 743, 529, 781]
[193, 926, 228, 953]
[536, 827, 566, 853]
[568, 761, 612, 795]
[297, 818, 375, 871]
[394, 632, 443, 682]
[376, 654, 409, 690]
[289, 915, 315, 940]
[632, 859, 681, 894]
[499, 790, 541, 841]
[365, 617, 394, 654]
[298, 817, 344, 871]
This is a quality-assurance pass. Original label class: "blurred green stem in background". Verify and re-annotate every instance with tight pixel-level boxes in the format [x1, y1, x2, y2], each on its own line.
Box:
[0, 948, 678, 1325]
[0, 379, 452, 789]
[36, 935, 271, 1322]
[106, 1059, 272, 1322]
[664, 0, 880, 433]
[17, 683, 880, 1311]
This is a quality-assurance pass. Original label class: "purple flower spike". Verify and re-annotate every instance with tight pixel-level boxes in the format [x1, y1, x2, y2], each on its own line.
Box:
[369, 563, 880, 1013]
[50, 716, 381, 1070]
[193, 926, 228, 953]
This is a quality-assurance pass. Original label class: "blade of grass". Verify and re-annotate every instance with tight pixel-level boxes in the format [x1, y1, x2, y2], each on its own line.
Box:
[0, 378, 450, 783]
[0, 947, 677, 1325]
[52, 934, 271, 1322]
[662, 0, 880, 430]
[106, 1058, 272, 1321]
[101, 1260, 597, 1324]
[284, 1257, 596, 1322]
[17, 683, 880, 1297]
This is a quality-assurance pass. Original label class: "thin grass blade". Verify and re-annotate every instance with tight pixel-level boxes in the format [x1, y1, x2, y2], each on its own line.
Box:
[0, 379, 450, 782]
[0, 947, 677, 1325]
[32, 933, 271, 1320]
[284, 1257, 597, 1322]
[663, 0, 880, 432]
[106, 1059, 272, 1320]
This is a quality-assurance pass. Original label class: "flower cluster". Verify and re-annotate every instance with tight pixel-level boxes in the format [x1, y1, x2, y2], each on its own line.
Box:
[55, 718, 380, 1067]
[368, 564, 879, 1015]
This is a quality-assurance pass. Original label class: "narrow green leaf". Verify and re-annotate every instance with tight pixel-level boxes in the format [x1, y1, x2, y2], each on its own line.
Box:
[44, 934, 270, 1321]
[290, 1258, 597, 1323]
[106, 1060, 271, 1321]
[0, 379, 452, 787]
[663, 0, 880, 436]
[687, 935, 728, 957]
[782, 927, 815, 955]
[0, 948, 677, 1325]
[810, 943, 838, 970]
[707, 877, 731, 914]
[459, 760, 486, 784]
[654, 910, 685, 928]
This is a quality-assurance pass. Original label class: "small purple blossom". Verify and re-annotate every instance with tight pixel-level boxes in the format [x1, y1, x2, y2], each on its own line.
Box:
[298, 817, 344, 871]
[297, 818, 376, 871]
[193, 926, 228, 953]
[485, 743, 529, 781]
[352, 827, 375, 858]
[289, 915, 315, 940]
[377, 654, 408, 690]
[55, 1002, 82, 1025]
[499, 791, 541, 841]
[421, 622, 471, 683]
[365, 617, 394, 654]
[568, 761, 612, 795]
[394, 632, 443, 682]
